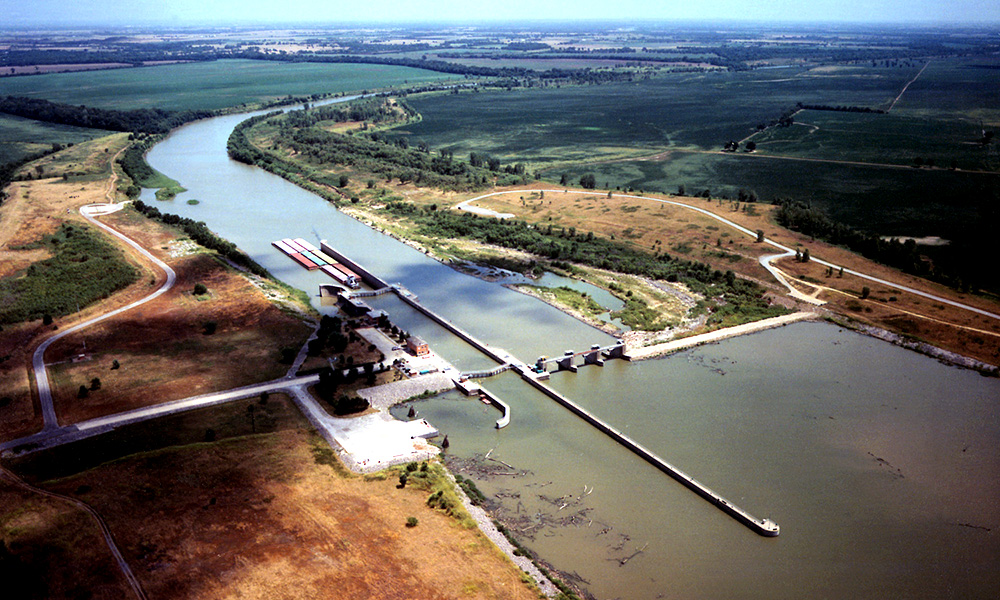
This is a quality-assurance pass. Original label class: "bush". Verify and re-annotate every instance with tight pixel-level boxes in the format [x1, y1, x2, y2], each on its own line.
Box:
[406, 517, 419, 528]
[193, 283, 208, 295]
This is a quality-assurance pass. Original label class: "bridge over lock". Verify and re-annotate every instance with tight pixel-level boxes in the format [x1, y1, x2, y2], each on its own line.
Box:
[535, 341, 627, 374]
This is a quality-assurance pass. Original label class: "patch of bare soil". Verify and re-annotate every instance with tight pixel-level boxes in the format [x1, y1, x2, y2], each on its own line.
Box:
[36, 429, 540, 600]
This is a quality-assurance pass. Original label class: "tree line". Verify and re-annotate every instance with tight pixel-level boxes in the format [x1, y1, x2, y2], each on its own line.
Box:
[131, 200, 271, 278]
[0, 96, 212, 134]
[384, 202, 786, 324]
[774, 199, 995, 294]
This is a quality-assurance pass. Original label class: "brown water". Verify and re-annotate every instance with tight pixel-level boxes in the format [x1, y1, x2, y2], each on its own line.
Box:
[144, 109, 1000, 599]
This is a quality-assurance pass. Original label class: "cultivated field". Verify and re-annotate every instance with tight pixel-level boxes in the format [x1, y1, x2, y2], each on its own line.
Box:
[0, 60, 461, 111]
[396, 66, 919, 161]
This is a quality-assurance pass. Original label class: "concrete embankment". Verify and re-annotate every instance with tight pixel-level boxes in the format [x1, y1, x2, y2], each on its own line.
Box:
[319, 241, 390, 289]
[517, 368, 780, 537]
[626, 312, 816, 360]
[392, 289, 511, 366]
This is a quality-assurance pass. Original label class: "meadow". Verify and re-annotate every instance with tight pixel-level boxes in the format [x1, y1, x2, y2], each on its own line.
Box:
[0, 113, 111, 165]
[750, 109, 993, 170]
[0, 59, 460, 111]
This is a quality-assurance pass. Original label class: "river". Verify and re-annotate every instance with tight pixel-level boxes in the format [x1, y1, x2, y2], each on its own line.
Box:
[141, 103, 1000, 599]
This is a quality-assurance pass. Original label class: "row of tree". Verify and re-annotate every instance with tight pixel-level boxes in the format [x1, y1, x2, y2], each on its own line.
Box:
[131, 200, 271, 278]
[384, 202, 784, 324]
[0, 96, 212, 134]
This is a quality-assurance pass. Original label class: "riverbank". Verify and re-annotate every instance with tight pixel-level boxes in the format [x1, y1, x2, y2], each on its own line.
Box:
[625, 311, 818, 360]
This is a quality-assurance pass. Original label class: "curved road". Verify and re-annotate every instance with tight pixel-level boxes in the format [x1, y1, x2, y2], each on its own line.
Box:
[33, 148, 178, 430]
[458, 189, 1000, 322]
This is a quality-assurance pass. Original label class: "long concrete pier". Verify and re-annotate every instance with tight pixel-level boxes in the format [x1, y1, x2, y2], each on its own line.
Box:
[516, 365, 779, 537]
[328, 250, 779, 536]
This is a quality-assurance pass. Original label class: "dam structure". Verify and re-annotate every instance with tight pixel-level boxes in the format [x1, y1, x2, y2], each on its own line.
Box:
[321, 245, 780, 537]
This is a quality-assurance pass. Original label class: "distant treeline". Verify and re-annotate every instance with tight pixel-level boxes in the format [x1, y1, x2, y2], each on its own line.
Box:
[131, 200, 271, 279]
[0, 96, 212, 134]
[0, 48, 216, 67]
[225, 50, 643, 85]
[798, 103, 886, 114]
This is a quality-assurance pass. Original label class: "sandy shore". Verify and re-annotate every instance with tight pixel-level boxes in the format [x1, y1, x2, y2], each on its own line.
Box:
[625, 312, 818, 360]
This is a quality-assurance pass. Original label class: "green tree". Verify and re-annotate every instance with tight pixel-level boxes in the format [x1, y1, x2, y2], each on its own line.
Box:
[579, 174, 597, 189]
[861, 286, 871, 299]
[193, 283, 208, 295]
[338, 174, 350, 188]
[78, 385, 89, 399]
[756, 229, 765, 243]
[90, 377, 101, 391]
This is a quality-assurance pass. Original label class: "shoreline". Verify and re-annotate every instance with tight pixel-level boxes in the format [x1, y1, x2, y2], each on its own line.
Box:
[625, 311, 819, 359]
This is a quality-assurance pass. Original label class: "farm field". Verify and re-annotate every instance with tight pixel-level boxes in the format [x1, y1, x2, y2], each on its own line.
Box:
[0, 113, 112, 165]
[749, 109, 993, 170]
[892, 59, 1000, 123]
[394, 65, 919, 162]
[0, 59, 460, 111]
[553, 149, 996, 239]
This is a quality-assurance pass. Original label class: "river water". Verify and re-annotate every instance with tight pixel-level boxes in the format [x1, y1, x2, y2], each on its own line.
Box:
[142, 106, 1000, 599]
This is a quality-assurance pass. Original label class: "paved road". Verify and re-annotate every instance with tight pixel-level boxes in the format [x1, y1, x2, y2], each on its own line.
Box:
[2, 374, 320, 454]
[459, 189, 1000, 322]
[32, 203, 178, 430]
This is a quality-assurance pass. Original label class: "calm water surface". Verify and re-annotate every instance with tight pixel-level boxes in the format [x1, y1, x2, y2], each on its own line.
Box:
[142, 106, 1000, 599]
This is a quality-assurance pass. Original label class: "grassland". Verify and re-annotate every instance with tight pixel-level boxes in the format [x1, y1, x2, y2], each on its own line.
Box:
[390, 59, 997, 245]
[554, 150, 996, 239]
[0, 113, 111, 166]
[749, 109, 992, 169]
[0, 60, 461, 111]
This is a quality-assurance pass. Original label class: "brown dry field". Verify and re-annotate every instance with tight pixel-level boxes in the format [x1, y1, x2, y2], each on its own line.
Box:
[0, 474, 134, 599]
[447, 184, 1000, 366]
[0, 133, 313, 439]
[25, 425, 539, 600]
[43, 208, 313, 425]
[0, 134, 143, 441]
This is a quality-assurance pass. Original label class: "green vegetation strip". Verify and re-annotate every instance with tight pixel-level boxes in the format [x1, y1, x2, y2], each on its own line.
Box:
[130, 200, 270, 279]
[0, 223, 139, 324]
[385, 203, 788, 327]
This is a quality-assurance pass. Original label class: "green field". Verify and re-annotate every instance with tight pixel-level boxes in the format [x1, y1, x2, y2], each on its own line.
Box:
[749, 110, 995, 170]
[394, 65, 918, 166]
[0, 59, 461, 111]
[553, 152, 996, 238]
[0, 113, 112, 165]
[893, 59, 1000, 124]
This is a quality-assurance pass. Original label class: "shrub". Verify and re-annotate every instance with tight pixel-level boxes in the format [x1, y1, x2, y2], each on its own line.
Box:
[193, 283, 208, 295]
[405, 517, 419, 528]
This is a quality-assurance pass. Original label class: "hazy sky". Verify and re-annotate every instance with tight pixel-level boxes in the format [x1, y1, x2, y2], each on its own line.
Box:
[5, 0, 999, 26]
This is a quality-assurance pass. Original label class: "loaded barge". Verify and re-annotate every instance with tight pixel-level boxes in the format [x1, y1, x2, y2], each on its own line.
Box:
[271, 237, 360, 287]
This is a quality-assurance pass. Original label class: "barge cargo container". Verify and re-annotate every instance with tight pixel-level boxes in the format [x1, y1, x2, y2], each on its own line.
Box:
[271, 240, 296, 255]
[294, 238, 319, 252]
[289, 252, 320, 270]
[321, 265, 359, 288]
[283, 238, 308, 253]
